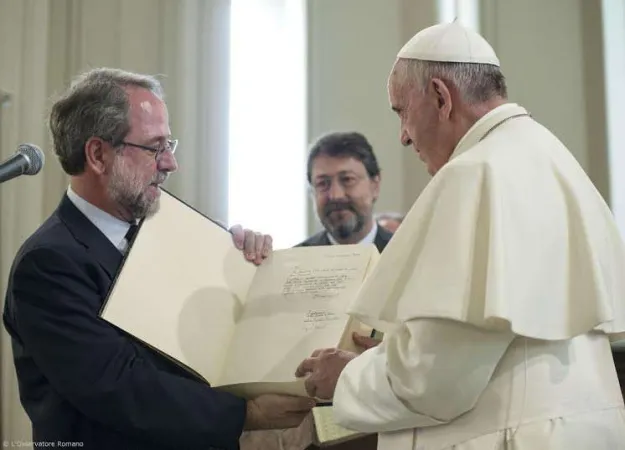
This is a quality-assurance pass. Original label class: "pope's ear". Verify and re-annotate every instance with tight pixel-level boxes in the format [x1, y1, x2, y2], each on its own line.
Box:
[430, 78, 453, 118]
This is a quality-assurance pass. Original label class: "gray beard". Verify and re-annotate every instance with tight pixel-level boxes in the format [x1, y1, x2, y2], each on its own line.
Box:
[107, 157, 161, 221]
[325, 213, 366, 241]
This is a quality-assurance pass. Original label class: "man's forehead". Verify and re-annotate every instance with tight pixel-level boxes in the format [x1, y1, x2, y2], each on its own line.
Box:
[126, 87, 169, 133]
[127, 88, 163, 113]
[312, 155, 367, 177]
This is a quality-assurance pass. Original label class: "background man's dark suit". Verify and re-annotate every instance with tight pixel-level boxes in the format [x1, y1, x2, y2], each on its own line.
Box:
[3, 195, 247, 450]
[296, 225, 392, 254]
[295, 224, 393, 450]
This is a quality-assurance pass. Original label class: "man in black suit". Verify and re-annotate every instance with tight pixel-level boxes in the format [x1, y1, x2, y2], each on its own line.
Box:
[294, 132, 391, 450]
[297, 131, 393, 253]
[2, 68, 313, 450]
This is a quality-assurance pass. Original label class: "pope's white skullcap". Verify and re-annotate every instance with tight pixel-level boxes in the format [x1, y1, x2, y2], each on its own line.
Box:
[397, 20, 500, 67]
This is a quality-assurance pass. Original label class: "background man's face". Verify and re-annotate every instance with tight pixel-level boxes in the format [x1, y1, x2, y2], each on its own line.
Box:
[310, 155, 379, 240]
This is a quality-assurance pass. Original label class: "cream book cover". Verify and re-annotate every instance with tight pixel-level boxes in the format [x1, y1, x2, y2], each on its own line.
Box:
[99, 189, 379, 399]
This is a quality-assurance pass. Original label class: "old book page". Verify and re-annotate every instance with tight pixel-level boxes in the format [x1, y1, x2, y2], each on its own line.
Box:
[100, 190, 257, 384]
[217, 245, 378, 397]
[100, 190, 379, 397]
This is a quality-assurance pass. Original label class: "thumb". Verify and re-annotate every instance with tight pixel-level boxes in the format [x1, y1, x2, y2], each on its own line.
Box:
[352, 332, 380, 350]
[286, 396, 317, 412]
[229, 224, 244, 249]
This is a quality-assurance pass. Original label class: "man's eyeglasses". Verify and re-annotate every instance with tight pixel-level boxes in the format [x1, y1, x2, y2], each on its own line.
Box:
[312, 173, 364, 194]
[121, 139, 178, 160]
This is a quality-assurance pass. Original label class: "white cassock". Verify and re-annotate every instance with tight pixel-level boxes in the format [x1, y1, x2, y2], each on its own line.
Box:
[332, 102, 625, 449]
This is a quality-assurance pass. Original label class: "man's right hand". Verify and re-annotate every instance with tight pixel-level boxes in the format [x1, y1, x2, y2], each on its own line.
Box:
[243, 394, 316, 430]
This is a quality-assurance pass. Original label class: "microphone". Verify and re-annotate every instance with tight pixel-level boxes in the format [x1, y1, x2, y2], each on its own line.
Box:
[0, 143, 45, 184]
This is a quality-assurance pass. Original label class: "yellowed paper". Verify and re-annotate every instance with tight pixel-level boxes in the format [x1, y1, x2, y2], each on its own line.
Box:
[100, 190, 379, 398]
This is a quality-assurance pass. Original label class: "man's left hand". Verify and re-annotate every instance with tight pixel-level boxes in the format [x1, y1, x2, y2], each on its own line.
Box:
[295, 348, 357, 399]
[229, 224, 273, 265]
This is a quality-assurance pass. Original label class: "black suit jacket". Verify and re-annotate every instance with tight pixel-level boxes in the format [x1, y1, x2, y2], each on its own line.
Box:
[2, 195, 246, 450]
[296, 225, 393, 253]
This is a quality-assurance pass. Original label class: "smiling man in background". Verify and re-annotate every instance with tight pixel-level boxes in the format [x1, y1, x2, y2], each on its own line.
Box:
[240, 131, 386, 450]
[297, 131, 392, 253]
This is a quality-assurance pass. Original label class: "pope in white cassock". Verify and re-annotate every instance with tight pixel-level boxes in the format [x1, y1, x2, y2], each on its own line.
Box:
[295, 21, 625, 449]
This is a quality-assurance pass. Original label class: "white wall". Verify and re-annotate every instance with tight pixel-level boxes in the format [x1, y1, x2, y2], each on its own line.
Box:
[481, 0, 609, 200]
[602, 0, 625, 234]
[306, 0, 435, 233]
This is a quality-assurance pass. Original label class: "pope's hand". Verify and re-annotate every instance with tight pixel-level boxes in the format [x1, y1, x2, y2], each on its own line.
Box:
[243, 394, 316, 430]
[295, 348, 357, 399]
[229, 224, 273, 265]
[352, 332, 380, 350]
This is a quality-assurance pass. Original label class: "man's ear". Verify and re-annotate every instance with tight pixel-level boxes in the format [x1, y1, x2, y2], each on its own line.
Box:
[371, 174, 381, 202]
[430, 78, 453, 119]
[84, 137, 109, 175]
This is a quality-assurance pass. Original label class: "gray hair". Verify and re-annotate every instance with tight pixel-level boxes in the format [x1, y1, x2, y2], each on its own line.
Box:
[49, 68, 164, 175]
[395, 58, 507, 104]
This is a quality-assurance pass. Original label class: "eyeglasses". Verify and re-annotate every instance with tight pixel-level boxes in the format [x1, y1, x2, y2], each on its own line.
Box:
[312, 173, 365, 194]
[121, 139, 178, 160]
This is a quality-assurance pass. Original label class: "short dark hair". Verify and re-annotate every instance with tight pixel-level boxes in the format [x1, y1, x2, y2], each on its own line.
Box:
[306, 131, 381, 183]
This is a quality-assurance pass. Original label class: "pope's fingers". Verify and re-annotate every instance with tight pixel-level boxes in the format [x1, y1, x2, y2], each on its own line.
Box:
[295, 356, 317, 377]
[352, 332, 380, 350]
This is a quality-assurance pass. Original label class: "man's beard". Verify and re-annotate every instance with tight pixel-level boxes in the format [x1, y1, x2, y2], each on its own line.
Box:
[107, 156, 167, 221]
[321, 200, 366, 240]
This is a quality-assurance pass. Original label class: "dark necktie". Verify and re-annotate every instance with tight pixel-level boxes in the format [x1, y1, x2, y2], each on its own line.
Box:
[125, 224, 139, 245]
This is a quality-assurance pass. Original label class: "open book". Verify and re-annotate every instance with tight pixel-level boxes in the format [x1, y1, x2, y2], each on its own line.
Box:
[99, 189, 379, 399]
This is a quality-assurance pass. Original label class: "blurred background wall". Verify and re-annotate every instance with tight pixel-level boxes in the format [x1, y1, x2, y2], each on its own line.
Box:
[1, 0, 624, 445]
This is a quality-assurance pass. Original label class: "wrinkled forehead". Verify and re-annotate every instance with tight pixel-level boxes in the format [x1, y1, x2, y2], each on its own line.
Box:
[387, 61, 408, 101]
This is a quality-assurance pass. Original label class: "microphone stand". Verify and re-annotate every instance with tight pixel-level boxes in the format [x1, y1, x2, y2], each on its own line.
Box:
[0, 90, 12, 186]
[0, 88, 9, 443]
[0, 89, 10, 153]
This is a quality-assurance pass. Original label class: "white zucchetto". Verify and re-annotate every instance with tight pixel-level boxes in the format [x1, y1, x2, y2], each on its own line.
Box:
[397, 20, 500, 67]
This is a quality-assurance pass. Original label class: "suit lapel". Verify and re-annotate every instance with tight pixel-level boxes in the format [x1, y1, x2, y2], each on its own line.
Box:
[56, 194, 124, 280]
[374, 226, 393, 253]
[316, 232, 331, 246]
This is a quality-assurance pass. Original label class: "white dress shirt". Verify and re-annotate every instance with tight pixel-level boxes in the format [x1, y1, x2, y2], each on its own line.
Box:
[66, 186, 134, 253]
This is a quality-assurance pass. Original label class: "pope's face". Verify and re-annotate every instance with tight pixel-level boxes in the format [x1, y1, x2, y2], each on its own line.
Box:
[388, 65, 456, 176]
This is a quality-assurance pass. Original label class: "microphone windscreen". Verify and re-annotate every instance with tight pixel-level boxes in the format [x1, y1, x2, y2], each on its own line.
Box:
[17, 143, 45, 175]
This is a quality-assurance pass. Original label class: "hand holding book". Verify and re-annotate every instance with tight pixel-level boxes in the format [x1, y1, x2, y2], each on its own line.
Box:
[244, 394, 316, 430]
[295, 332, 381, 399]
